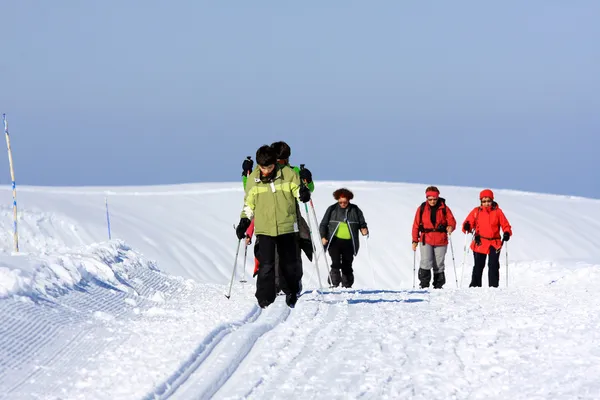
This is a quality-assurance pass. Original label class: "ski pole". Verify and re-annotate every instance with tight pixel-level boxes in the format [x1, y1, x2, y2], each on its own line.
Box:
[303, 200, 324, 289]
[299, 166, 335, 289]
[365, 234, 375, 288]
[496, 239, 507, 287]
[297, 168, 326, 290]
[505, 241, 509, 287]
[412, 247, 416, 289]
[460, 233, 470, 288]
[225, 238, 242, 299]
[308, 198, 333, 272]
[240, 240, 248, 283]
[318, 209, 339, 289]
[448, 234, 458, 288]
[297, 173, 324, 289]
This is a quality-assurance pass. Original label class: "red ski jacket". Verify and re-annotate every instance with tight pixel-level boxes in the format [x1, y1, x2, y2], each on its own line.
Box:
[462, 202, 512, 254]
[411, 199, 457, 246]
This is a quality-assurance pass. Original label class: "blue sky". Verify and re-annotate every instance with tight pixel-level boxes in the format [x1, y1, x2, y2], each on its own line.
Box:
[1, 1, 598, 198]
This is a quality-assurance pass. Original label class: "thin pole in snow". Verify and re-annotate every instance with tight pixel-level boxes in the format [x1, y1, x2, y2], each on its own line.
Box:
[3, 114, 19, 253]
[105, 195, 112, 240]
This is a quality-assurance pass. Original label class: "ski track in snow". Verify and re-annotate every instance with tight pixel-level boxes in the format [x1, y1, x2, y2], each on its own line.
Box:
[145, 304, 264, 400]
[165, 299, 291, 400]
[200, 283, 600, 400]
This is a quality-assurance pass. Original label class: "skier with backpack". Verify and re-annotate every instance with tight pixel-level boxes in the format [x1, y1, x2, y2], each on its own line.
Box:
[236, 145, 310, 308]
[411, 186, 457, 289]
[461, 189, 512, 287]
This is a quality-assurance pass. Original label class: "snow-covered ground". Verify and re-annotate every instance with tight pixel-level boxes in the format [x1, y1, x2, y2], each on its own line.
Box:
[1, 181, 599, 399]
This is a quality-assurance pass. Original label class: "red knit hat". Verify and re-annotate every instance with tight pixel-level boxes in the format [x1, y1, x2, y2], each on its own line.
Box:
[479, 189, 494, 200]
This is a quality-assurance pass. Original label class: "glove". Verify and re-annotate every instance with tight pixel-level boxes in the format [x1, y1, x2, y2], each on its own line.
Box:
[299, 185, 311, 203]
[299, 167, 312, 183]
[503, 232, 510, 242]
[474, 234, 481, 246]
[242, 157, 253, 176]
[236, 218, 251, 239]
[463, 222, 471, 232]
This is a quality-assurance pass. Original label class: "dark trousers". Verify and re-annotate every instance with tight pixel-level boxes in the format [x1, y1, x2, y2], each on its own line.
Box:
[469, 247, 501, 287]
[256, 233, 300, 306]
[328, 237, 355, 288]
[254, 235, 303, 293]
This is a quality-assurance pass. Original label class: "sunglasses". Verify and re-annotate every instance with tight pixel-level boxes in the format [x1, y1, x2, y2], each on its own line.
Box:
[427, 197, 438, 201]
[481, 199, 492, 204]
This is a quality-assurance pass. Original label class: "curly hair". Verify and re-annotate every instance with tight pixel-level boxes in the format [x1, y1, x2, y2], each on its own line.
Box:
[333, 188, 354, 200]
[425, 186, 440, 193]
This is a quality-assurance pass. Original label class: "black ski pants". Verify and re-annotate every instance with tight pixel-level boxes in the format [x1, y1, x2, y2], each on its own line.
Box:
[255, 233, 300, 307]
[254, 235, 303, 294]
[328, 237, 355, 288]
[469, 246, 501, 287]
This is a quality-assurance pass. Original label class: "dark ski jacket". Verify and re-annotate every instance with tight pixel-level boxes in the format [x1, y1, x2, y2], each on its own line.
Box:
[319, 203, 368, 255]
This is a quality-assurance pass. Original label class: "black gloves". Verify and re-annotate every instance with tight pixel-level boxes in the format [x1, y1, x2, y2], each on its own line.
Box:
[503, 232, 510, 242]
[242, 157, 253, 176]
[299, 185, 311, 203]
[463, 222, 471, 232]
[236, 217, 251, 239]
[474, 234, 481, 246]
[299, 167, 312, 183]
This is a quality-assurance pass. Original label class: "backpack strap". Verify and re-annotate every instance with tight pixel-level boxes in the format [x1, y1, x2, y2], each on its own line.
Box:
[419, 201, 426, 226]
[420, 199, 447, 224]
[418, 200, 449, 244]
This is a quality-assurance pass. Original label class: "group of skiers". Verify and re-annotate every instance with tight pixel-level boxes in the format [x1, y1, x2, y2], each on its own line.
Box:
[236, 141, 369, 309]
[236, 142, 512, 309]
[411, 186, 512, 289]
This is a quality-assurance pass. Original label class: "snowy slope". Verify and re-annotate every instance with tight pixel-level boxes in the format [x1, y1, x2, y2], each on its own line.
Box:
[5, 181, 600, 287]
[1, 181, 600, 399]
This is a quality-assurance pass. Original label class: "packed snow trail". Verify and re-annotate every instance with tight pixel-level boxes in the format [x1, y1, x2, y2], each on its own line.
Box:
[167, 266, 600, 399]
[163, 300, 291, 400]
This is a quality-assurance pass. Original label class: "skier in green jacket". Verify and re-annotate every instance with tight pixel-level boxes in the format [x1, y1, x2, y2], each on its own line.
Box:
[236, 145, 311, 308]
[240, 141, 314, 295]
[270, 141, 314, 294]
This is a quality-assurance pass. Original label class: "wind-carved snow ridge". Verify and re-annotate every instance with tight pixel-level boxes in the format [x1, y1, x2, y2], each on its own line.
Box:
[0, 240, 158, 300]
[0, 205, 94, 254]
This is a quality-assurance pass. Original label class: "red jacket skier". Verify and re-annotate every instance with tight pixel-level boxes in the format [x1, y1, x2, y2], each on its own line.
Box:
[461, 189, 512, 287]
[411, 186, 457, 289]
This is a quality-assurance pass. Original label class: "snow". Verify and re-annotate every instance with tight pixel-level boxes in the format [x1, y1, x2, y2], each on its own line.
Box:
[1, 181, 600, 399]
